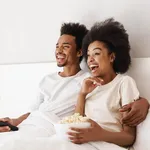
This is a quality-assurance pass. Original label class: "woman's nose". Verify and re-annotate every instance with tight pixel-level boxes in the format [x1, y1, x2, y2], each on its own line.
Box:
[88, 56, 94, 62]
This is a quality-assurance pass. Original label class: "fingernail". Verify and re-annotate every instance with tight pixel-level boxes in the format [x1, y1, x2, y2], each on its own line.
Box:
[122, 104, 128, 108]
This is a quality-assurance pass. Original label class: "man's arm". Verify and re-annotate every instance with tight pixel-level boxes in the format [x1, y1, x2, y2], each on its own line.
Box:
[120, 97, 149, 126]
[12, 112, 30, 126]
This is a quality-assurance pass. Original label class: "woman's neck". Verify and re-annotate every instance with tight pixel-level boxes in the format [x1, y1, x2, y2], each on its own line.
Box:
[101, 71, 117, 85]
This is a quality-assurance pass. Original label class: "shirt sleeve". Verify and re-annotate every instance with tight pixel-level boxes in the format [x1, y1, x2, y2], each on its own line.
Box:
[120, 76, 140, 106]
[27, 77, 45, 112]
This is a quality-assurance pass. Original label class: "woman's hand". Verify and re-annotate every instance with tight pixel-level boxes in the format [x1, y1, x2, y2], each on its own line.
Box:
[80, 77, 104, 96]
[67, 119, 103, 144]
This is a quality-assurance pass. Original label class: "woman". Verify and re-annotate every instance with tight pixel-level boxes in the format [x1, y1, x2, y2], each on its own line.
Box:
[68, 18, 138, 150]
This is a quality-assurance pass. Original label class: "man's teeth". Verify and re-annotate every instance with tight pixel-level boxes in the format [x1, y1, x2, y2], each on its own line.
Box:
[57, 55, 65, 59]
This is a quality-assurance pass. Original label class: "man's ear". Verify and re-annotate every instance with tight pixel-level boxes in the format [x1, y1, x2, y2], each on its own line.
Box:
[110, 53, 115, 63]
[77, 49, 83, 57]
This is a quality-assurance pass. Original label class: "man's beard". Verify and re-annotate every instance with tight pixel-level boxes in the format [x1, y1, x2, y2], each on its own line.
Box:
[57, 62, 67, 67]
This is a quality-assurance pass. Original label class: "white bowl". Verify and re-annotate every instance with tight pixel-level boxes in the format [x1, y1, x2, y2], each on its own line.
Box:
[54, 122, 91, 141]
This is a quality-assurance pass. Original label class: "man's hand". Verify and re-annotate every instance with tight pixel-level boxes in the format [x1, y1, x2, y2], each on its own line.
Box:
[67, 119, 103, 144]
[120, 98, 149, 126]
[0, 117, 14, 132]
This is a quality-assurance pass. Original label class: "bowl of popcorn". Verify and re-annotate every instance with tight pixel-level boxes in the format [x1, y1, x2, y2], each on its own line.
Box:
[54, 113, 91, 140]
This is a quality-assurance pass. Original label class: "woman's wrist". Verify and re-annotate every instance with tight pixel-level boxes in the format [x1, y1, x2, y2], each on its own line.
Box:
[79, 91, 88, 98]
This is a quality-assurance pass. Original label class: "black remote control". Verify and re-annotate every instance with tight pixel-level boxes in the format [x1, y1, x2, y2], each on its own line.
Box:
[0, 121, 19, 131]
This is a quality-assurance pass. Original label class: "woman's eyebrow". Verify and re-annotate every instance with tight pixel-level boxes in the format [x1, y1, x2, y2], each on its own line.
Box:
[93, 47, 102, 51]
[88, 47, 102, 53]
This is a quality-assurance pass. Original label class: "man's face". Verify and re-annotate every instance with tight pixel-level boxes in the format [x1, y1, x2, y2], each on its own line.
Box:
[55, 34, 80, 67]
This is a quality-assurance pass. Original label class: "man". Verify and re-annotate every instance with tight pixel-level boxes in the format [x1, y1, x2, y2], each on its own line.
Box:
[0, 23, 149, 137]
[0, 23, 89, 139]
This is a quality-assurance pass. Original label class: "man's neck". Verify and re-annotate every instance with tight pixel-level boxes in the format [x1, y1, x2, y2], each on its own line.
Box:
[59, 65, 81, 77]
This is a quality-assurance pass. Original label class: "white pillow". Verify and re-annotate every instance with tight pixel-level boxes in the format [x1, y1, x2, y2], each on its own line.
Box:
[133, 109, 150, 150]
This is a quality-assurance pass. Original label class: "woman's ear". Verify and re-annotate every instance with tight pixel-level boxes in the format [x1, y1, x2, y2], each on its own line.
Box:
[77, 49, 83, 57]
[110, 53, 115, 63]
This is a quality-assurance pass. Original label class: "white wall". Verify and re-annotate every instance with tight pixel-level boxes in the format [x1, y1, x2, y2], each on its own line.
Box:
[0, 0, 150, 116]
[0, 0, 150, 65]
[0, 62, 61, 117]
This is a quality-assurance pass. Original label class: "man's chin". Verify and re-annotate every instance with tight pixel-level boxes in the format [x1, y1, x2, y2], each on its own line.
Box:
[57, 63, 65, 67]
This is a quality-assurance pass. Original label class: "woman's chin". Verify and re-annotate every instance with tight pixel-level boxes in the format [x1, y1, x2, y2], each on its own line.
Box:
[91, 73, 100, 77]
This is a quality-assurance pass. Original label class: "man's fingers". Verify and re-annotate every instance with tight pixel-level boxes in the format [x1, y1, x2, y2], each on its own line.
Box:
[119, 104, 132, 112]
[124, 115, 142, 126]
[3, 117, 10, 122]
[132, 118, 145, 126]
[122, 109, 136, 122]
[123, 113, 141, 124]
[125, 114, 145, 126]
[0, 126, 10, 132]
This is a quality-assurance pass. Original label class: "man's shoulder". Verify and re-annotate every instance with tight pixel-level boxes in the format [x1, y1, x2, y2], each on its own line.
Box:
[74, 70, 90, 84]
[39, 72, 58, 85]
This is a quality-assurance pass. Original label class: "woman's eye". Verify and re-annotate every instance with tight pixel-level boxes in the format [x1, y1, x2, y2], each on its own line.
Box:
[94, 52, 100, 55]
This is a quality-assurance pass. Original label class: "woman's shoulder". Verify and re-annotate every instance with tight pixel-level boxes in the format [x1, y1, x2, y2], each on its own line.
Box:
[119, 74, 135, 82]
[118, 74, 137, 87]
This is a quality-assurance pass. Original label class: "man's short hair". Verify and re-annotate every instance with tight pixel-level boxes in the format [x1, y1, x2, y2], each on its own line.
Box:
[61, 23, 88, 62]
[82, 18, 131, 73]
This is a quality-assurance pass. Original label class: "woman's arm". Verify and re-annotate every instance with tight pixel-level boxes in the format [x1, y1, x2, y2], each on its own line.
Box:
[101, 111, 136, 147]
[75, 77, 103, 116]
[75, 92, 86, 116]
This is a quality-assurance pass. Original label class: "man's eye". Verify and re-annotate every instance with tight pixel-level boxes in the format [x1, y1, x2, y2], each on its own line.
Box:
[64, 46, 70, 48]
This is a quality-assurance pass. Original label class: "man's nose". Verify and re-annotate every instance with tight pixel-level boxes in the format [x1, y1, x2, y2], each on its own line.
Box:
[57, 46, 63, 53]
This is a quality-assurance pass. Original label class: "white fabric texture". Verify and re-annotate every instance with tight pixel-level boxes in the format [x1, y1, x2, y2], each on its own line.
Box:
[133, 109, 150, 150]
[0, 70, 90, 147]
[85, 74, 139, 150]
[0, 74, 139, 150]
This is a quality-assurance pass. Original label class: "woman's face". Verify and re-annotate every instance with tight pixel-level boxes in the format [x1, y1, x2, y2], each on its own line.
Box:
[87, 41, 115, 77]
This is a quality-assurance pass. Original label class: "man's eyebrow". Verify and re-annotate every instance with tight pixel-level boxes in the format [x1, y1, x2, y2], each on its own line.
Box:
[56, 42, 71, 46]
[62, 42, 71, 45]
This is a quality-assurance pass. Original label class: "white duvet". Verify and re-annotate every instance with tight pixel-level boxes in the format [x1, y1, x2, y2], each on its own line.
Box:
[0, 111, 128, 150]
[0, 135, 128, 150]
